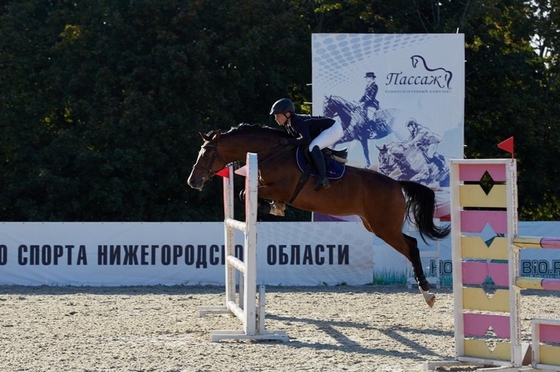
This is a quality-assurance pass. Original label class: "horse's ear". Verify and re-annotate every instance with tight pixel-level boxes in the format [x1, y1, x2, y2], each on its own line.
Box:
[376, 144, 387, 151]
[199, 131, 210, 141]
[199, 130, 222, 142]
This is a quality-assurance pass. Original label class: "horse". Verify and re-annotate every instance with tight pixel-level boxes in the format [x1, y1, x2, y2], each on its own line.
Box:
[187, 123, 451, 307]
[322, 95, 402, 168]
[377, 142, 450, 187]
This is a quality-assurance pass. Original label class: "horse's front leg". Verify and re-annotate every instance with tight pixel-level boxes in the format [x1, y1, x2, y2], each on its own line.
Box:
[239, 189, 286, 216]
[257, 199, 286, 216]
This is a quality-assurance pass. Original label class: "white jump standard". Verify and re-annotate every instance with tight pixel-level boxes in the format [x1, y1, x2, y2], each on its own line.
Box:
[198, 152, 288, 342]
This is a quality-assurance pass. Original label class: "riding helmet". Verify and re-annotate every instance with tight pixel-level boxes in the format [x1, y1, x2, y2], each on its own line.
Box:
[270, 98, 295, 115]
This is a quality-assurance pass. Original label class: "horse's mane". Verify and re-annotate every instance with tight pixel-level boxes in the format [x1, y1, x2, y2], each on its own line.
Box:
[206, 123, 289, 138]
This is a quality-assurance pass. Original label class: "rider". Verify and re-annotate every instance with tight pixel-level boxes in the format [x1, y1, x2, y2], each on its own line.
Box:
[405, 118, 446, 172]
[270, 98, 343, 191]
[359, 72, 380, 121]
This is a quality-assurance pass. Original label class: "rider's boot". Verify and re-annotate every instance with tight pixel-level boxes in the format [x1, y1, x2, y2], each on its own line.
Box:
[310, 146, 330, 191]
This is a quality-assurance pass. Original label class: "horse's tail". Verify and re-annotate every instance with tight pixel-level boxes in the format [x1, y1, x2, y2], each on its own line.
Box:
[398, 180, 451, 243]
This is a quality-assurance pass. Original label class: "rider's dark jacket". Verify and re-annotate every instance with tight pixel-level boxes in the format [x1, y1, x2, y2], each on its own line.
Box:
[360, 81, 379, 110]
[283, 114, 335, 146]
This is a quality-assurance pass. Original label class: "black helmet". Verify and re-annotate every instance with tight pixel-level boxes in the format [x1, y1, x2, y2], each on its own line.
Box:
[270, 98, 295, 115]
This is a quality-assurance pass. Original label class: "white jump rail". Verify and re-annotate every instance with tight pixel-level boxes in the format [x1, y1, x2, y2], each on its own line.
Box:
[198, 152, 288, 342]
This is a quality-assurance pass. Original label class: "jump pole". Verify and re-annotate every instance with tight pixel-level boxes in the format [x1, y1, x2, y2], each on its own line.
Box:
[198, 152, 288, 342]
[425, 159, 560, 371]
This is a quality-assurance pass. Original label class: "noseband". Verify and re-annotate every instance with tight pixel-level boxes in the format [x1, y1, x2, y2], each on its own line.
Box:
[193, 143, 224, 181]
[193, 135, 289, 183]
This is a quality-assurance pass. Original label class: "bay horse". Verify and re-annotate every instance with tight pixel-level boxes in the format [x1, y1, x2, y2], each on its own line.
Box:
[187, 123, 450, 307]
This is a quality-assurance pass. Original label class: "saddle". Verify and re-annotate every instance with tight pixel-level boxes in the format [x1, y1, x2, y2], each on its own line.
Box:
[295, 147, 346, 180]
[322, 147, 348, 163]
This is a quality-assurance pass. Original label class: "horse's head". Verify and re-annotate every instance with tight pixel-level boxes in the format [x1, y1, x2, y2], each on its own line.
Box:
[411, 55, 424, 68]
[323, 95, 336, 117]
[188, 123, 285, 190]
[323, 95, 355, 126]
[187, 130, 228, 191]
[376, 143, 404, 175]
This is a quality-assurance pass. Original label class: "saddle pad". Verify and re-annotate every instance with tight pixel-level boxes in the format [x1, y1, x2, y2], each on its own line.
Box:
[296, 147, 345, 179]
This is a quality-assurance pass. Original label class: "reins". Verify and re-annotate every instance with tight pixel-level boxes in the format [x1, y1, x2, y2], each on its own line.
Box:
[242, 143, 310, 205]
[253, 143, 292, 164]
[201, 134, 309, 205]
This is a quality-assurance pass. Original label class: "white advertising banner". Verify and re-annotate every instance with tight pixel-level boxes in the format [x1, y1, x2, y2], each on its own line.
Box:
[0, 222, 375, 286]
[312, 33, 465, 221]
[310, 33, 465, 284]
[0, 221, 557, 286]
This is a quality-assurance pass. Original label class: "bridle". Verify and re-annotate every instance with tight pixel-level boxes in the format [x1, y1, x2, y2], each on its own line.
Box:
[192, 142, 224, 182]
[192, 138, 288, 182]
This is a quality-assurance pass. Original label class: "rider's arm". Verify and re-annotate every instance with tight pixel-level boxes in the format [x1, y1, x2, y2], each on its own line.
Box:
[285, 116, 335, 146]
[284, 116, 313, 146]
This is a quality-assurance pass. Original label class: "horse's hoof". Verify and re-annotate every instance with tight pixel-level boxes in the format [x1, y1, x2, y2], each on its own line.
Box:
[420, 288, 436, 307]
[270, 202, 286, 216]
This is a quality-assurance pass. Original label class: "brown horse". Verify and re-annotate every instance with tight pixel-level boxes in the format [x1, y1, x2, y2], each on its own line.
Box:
[187, 123, 450, 307]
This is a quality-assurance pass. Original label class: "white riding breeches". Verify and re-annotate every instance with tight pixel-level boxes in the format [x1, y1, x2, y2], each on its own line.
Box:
[308, 119, 343, 151]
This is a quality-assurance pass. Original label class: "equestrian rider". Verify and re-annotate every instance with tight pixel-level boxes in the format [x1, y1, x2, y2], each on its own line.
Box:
[406, 118, 442, 158]
[359, 72, 380, 121]
[270, 98, 343, 191]
[406, 118, 446, 172]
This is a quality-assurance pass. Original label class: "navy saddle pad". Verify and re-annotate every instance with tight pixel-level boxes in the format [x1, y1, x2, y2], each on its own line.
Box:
[295, 147, 345, 180]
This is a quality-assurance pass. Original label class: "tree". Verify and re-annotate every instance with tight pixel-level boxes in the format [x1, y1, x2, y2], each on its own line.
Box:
[1, 0, 559, 221]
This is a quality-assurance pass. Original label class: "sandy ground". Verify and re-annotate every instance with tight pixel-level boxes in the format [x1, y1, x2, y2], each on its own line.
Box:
[0, 285, 558, 372]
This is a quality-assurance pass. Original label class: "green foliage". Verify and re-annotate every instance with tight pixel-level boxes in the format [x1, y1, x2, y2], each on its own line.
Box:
[0, 0, 559, 221]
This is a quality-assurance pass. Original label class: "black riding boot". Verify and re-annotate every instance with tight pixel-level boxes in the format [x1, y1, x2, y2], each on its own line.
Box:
[310, 146, 330, 191]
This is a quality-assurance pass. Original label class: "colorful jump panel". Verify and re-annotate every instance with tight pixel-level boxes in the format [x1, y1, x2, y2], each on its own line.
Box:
[461, 236, 508, 260]
[452, 159, 560, 370]
[458, 163, 507, 182]
[464, 340, 511, 361]
[540, 345, 560, 367]
[460, 210, 508, 235]
[461, 261, 509, 287]
[463, 313, 510, 338]
[453, 161, 516, 365]
[459, 184, 507, 208]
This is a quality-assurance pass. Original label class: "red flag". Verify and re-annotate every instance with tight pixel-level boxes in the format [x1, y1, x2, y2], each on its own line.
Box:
[216, 167, 230, 178]
[497, 137, 514, 157]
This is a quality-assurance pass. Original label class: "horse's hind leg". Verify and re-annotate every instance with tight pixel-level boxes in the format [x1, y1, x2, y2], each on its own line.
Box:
[375, 230, 435, 307]
[403, 233, 435, 307]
